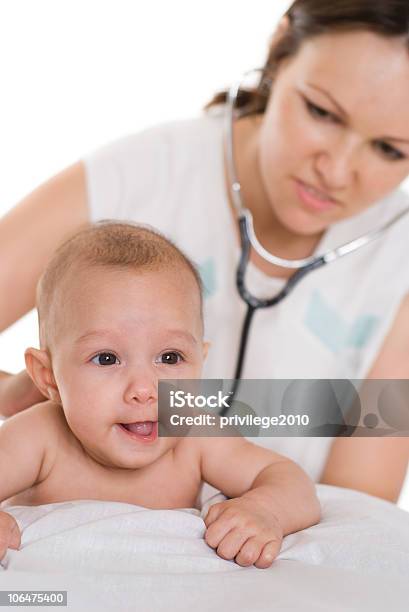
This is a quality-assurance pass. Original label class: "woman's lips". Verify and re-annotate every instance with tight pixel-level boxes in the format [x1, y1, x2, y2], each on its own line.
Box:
[294, 179, 340, 212]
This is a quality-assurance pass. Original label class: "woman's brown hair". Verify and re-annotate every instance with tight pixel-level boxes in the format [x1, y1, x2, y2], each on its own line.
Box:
[204, 0, 409, 117]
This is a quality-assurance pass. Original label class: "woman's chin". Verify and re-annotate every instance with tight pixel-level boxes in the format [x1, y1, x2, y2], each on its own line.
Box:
[275, 205, 331, 238]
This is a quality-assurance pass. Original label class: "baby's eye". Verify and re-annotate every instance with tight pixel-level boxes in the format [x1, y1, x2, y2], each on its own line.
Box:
[158, 352, 184, 365]
[91, 352, 120, 366]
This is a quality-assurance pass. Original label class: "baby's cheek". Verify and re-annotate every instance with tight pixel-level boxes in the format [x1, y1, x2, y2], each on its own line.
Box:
[62, 404, 99, 441]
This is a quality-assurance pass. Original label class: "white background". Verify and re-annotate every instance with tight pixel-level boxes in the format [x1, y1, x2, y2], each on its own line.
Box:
[0, 0, 408, 510]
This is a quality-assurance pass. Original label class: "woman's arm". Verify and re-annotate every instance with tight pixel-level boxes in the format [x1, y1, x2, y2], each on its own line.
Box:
[0, 161, 89, 332]
[319, 437, 409, 502]
[320, 294, 409, 502]
[0, 161, 89, 417]
[0, 370, 45, 418]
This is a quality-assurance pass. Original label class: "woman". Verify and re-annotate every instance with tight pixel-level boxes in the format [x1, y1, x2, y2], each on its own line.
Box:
[1, 0, 408, 503]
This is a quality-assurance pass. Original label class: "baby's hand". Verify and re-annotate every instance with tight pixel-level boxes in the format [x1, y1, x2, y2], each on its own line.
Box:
[0, 511, 21, 561]
[203, 496, 283, 569]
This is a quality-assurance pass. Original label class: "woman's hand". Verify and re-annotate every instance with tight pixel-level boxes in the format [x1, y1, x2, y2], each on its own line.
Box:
[0, 370, 46, 418]
[0, 511, 21, 561]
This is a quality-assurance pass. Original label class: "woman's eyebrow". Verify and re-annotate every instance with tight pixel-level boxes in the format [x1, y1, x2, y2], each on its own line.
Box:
[306, 82, 409, 144]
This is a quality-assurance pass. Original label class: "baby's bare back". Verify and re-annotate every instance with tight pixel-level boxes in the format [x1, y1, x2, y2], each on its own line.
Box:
[3, 402, 202, 510]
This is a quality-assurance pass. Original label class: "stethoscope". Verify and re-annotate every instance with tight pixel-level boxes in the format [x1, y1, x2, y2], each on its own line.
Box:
[220, 68, 409, 416]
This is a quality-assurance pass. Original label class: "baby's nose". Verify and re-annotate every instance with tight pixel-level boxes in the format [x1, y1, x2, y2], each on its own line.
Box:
[123, 371, 157, 405]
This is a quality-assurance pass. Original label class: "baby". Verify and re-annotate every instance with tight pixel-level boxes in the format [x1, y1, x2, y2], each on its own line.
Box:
[0, 221, 321, 568]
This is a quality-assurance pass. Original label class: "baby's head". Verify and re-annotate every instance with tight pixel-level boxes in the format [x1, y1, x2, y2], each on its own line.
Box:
[25, 221, 209, 469]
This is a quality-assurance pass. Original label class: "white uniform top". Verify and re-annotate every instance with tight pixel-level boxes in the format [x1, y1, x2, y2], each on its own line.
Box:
[83, 106, 409, 482]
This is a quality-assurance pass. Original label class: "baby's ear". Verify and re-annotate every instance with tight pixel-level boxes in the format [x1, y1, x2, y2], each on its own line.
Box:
[24, 348, 61, 404]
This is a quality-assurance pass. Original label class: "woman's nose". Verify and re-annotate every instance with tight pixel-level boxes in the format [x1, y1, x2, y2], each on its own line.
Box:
[123, 369, 158, 405]
[314, 134, 360, 191]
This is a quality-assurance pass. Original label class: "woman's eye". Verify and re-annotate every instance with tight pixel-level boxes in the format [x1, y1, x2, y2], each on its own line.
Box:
[305, 99, 337, 123]
[91, 352, 119, 366]
[159, 352, 184, 365]
[304, 98, 406, 162]
[374, 141, 405, 162]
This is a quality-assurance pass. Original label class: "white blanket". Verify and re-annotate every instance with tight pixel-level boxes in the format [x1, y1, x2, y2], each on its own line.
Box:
[1, 484, 409, 612]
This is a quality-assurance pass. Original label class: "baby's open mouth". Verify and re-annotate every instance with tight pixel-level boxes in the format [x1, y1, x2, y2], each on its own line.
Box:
[118, 421, 158, 441]
[121, 421, 155, 436]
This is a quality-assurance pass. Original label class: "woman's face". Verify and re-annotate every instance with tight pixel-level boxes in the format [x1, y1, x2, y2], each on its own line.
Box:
[258, 29, 409, 236]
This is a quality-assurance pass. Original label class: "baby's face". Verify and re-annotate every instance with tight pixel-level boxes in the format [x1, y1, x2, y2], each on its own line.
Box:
[49, 265, 207, 470]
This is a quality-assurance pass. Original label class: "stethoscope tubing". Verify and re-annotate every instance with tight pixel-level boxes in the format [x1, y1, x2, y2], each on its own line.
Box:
[219, 215, 327, 416]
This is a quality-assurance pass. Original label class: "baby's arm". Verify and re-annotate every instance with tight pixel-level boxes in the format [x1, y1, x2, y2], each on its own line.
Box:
[0, 402, 57, 559]
[198, 436, 321, 568]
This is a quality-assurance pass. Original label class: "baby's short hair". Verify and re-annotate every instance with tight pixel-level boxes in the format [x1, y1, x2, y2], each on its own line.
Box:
[37, 220, 204, 350]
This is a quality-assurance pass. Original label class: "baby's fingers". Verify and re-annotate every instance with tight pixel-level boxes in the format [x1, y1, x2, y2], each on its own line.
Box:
[7, 521, 21, 550]
[234, 536, 265, 567]
[203, 502, 225, 528]
[214, 528, 249, 561]
[0, 512, 21, 551]
[254, 539, 282, 569]
[204, 516, 232, 550]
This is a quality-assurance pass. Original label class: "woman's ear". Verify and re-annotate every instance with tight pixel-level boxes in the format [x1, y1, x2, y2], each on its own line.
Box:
[24, 347, 61, 404]
[278, 15, 291, 34]
[270, 14, 291, 46]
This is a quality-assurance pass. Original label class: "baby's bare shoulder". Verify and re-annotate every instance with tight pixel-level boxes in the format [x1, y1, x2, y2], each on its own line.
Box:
[2, 399, 65, 431]
[3, 400, 71, 480]
[172, 436, 202, 470]
[17, 400, 68, 432]
[0, 401, 67, 489]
